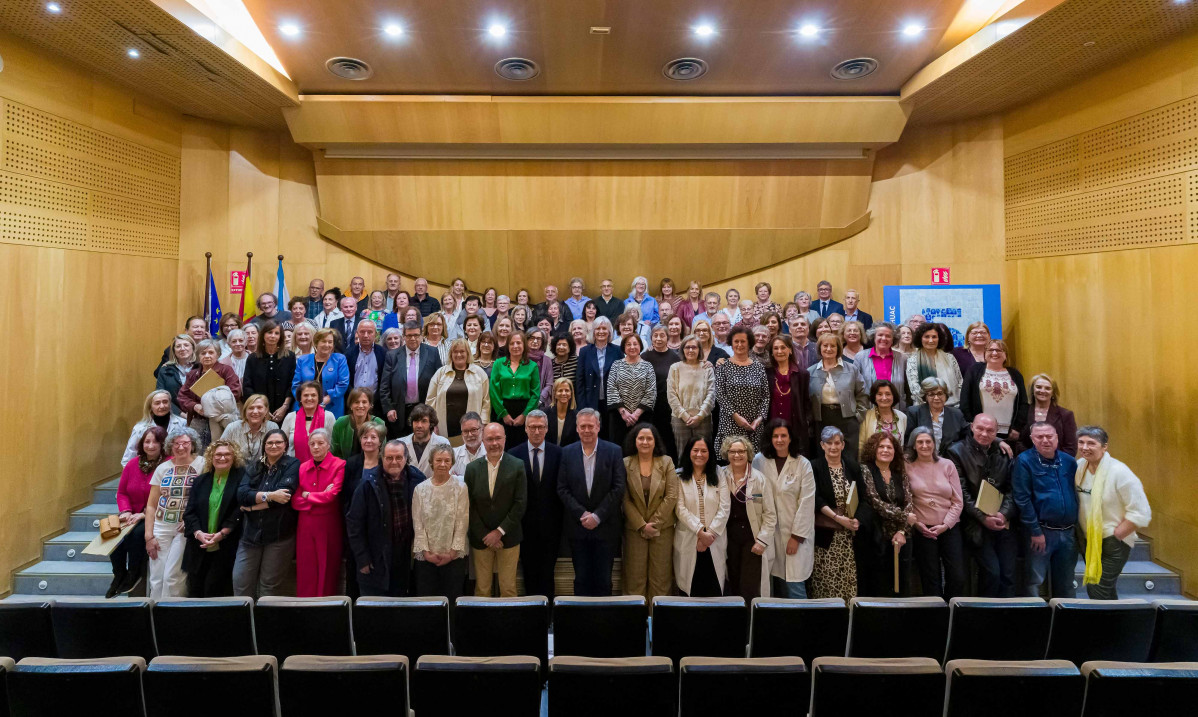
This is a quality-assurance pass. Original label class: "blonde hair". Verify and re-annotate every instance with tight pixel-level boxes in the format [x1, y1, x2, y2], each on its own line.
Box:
[448, 338, 474, 366]
[552, 377, 576, 409]
[240, 394, 270, 420]
[1029, 373, 1060, 404]
[817, 332, 843, 358]
[313, 328, 338, 348]
[202, 439, 245, 473]
[140, 389, 174, 423]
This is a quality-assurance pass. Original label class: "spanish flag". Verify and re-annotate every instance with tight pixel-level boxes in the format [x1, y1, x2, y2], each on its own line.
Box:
[239, 253, 256, 322]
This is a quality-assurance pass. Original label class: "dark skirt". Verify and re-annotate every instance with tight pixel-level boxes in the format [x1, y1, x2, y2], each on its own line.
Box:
[502, 398, 529, 446]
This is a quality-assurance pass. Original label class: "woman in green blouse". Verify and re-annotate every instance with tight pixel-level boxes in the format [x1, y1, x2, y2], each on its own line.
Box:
[182, 439, 246, 597]
[489, 331, 540, 446]
[331, 387, 385, 459]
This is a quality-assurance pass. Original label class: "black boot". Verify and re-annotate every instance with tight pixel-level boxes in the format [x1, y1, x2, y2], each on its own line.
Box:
[105, 570, 125, 599]
[117, 569, 143, 595]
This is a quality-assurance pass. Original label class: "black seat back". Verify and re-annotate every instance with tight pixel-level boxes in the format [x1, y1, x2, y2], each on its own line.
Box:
[680, 656, 806, 716]
[847, 597, 948, 660]
[1149, 600, 1198, 662]
[9, 657, 145, 716]
[453, 597, 549, 673]
[0, 657, 13, 717]
[280, 655, 408, 717]
[50, 598, 156, 661]
[145, 656, 278, 717]
[353, 597, 449, 662]
[0, 601, 55, 660]
[548, 656, 674, 716]
[152, 597, 256, 657]
[945, 598, 1051, 662]
[650, 597, 747, 668]
[810, 657, 944, 717]
[253, 596, 353, 662]
[944, 659, 1083, 717]
[1081, 661, 1198, 717]
[415, 656, 542, 717]
[749, 598, 848, 662]
[1046, 599, 1155, 665]
[552, 596, 647, 658]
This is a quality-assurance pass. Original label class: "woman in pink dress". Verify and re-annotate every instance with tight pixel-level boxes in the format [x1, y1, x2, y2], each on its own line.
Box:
[292, 428, 345, 596]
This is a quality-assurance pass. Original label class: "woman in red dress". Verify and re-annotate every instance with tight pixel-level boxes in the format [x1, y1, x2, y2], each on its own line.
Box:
[292, 427, 345, 596]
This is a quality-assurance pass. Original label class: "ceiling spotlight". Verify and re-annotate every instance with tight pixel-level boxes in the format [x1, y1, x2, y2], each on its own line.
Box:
[45, 2, 61, 13]
[693, 23, 715, 37]
[488, 23, 507, 37]
[384, 23, 404, 37]
[902, 23, 925, 37]
[279, 22, 301, 37]
[127, 48, 140, 58]
[799, 24, 820, 37]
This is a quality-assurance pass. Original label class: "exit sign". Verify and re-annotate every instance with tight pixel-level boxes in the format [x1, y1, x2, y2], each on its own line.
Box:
[931, 267, 951, 284]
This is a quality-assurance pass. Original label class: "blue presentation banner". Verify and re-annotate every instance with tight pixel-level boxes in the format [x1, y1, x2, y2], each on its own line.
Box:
[881, 284, 1002, 347]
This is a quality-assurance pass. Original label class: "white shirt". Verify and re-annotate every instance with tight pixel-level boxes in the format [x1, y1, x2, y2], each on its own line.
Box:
[581, 443, 598, 496]
[452, 443, 486, 477]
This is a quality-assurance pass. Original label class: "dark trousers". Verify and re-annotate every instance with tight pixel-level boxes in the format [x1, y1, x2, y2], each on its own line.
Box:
[414, 557, 467, 603]
[1025, 527, 1077, 599]
[502, 399, 529, 446]
[971, 525, 1019, 597]
[359, 542, 413, 597]
[725, 521, 764, 600]
[187, 545, 237, 598]
[520, 530, 561, 602]
[859, 539, 913, 597]
[686, 549, 722, 597]
[912, 524, 966, 599]
[607, 407, 651, 447]
[110, 526, 148, 578]
[570, 537, 615, 597]
[1084, 535, 1132, 600]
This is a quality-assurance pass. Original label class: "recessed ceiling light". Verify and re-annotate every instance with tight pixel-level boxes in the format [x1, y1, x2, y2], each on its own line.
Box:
[799, 24, 820, 37]
[488, 23, 507, 37]
[694, 23, 715, 37]
[45, 2, 61, 13]
[384, 23, 404, 37]
[279, 22, 301, 37]
[127, 48, 140, 58]
[902, 23, 925, 37]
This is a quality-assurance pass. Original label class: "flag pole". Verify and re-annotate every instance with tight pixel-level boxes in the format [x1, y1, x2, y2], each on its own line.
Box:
[203, 251, 213, 322]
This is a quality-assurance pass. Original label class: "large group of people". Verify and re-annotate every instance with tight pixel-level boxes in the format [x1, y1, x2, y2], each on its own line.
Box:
[108, 273, 1151, 608]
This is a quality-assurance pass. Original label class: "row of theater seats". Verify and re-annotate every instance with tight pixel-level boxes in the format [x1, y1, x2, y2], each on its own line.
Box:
[1, 652, 1196, 717]
[2, 595, 1195, 670]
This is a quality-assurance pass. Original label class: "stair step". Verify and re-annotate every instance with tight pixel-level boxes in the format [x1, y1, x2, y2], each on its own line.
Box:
[1073, 559, 1181, 597]
[92, 477, 121, 505]
[13, 561, 120, 596]
[68, 504, 120, 532]
[43, 531, 115, 562]
[1130, 539, 1151, 562]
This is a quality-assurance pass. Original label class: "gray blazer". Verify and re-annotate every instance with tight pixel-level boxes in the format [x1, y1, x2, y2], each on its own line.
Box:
[856, 349, 909, 410]
[807, 359, 869, 422]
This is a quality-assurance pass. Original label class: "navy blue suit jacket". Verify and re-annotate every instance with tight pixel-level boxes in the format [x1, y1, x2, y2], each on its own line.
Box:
[814, 299, 846, 318]
[556, 440, 626, 545]
[509, 441, 564, 541]
[575, 343, 624, 412]
[345, 342, 388, 414]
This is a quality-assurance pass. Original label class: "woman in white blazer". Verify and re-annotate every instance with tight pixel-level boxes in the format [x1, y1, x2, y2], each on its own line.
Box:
[719, 436, 776, 600]
[753, 418, 816, 598]
[425, 339, 491, 445]
[122, 389, 186, 466]
[674, 435, 730, 597]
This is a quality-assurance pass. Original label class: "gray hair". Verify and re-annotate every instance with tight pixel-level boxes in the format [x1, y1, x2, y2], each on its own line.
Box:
[403, 320, 422, 333]
[308, 428, 331, 445]
[905, 426, 940, 461]
[497, 294, 510, 303]
[195, 338, 222, 356]
[819, 425, 844, 444]
[384, 438, 407, 459]
[920, 377, 949, 395]
[720, 435, 753, 460]
[569, 276, 585, 290]
[651, 323, 669, 335]
[704, 292, 721, 302]
[794, 291, 811, 301]
[460, 411, 483, 426]
[577, 407, 602, 423]
[817, 280, 832, 289]
[381, 328, 402, 343]
[1077, 425, 1109, 445]
[592, 316, 614, 338]
[867, 322, 897, 342]
[527, 409, 548, 421]
[712, 310, 732, 322]
[226, 328, 246, 341]
[166, 427, 202, 455]
[427, 443, 454, 465]
[631, 276, 648, 292]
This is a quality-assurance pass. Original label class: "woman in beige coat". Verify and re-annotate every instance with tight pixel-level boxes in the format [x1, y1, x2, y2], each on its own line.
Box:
[622, 423, 679, 604]
[673, 435, 730, 597]
[719, 436, 776, 600]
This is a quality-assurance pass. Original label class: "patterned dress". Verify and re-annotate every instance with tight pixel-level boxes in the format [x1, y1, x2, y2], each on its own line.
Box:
[811, 465, 858, 601]
[714, 360, 769, 455]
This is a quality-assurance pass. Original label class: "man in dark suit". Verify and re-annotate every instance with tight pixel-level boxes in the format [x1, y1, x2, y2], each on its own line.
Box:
[557, 408, 626, 596]
[464, 423, 527, 597]
[344, 320, 387, 415]
[575, 318, 623, 412]
[508, 410, 563, 603]
[842, 289, 873, 330]
[331, 295, 363, 347]
[532, 284, 574, 324]
[379, 321, 443, 439]
[813, 280, 845, 318]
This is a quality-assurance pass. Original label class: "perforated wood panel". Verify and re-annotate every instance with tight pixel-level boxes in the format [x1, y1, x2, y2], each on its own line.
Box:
[1005, 94, 1198, 259]
[906, 0, 1198, 123]
[0, 99, 180, 258]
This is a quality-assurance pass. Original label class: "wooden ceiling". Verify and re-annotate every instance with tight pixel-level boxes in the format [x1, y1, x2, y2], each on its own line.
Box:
[240, 0, 970, 95]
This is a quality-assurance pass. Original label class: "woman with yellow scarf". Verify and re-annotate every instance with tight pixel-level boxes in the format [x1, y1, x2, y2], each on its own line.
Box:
[1075, 426, 1152, 600]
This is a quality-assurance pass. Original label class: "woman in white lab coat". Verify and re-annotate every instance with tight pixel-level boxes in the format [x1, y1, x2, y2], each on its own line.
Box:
[720, 435, 776, 600]
[753, 418, 816, 598]
[673, 435, 730, 597]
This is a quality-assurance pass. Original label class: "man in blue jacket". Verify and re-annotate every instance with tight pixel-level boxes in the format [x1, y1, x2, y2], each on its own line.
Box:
[557, 409, 626, 596]
[346, 440, 425, 597]
[1012, 422, 1079, 599]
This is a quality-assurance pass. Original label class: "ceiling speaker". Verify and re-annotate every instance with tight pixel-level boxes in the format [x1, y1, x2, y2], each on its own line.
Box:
[325, 57, 373, 80]
[663, 57, 709, 81]
[494, 57, 540, 81]
[830, 57, 879, 80]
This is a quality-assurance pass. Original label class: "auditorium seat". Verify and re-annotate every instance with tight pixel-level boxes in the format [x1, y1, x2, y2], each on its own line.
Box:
[0, 656, 12, 717]
[943, 659, 1084, 717]
[748, 597, 848, 661]
[1046, 598, 1154, 665]
[548, 656, 675, 716]
[254, 596, 354, 662]
[152, 596, 256, 657]
[552, 596, 647, 658]
[50, 597, 156, 661]
[415, 656, 543, 717]
[651, 596, 747, 668]
[8, 657, 145, 717]
[1081, 661, 1198, 717]
[679, 656, 806, 717]
[0, 601, 55, 660]
[454, 596, 549, 673]
[846, 597, 948, 661]
[1148, 599, 1198, 662]
[145, 656, 279, 717]
[944, 597, 1051, 662]
[353, 596, 450, 662]
[809, 657, 944, 717]
[280, 655, 409, 717]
